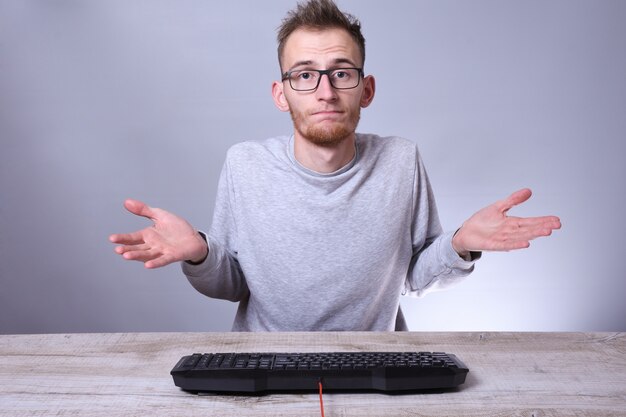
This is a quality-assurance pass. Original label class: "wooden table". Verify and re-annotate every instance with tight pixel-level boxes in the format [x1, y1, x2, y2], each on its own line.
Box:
[0, 332, 624, 416]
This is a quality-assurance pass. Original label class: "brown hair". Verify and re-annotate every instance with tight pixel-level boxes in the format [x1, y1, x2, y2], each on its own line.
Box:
[277, 0, 366, 70]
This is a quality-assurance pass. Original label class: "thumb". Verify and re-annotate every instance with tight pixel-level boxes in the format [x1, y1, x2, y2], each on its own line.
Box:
[123, 199, 156, 220]
[500, 188, 532, 213]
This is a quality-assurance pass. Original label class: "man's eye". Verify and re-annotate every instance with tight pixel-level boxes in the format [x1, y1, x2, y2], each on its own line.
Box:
[334, 71, 349, 79]
[297, 71, 315, 80]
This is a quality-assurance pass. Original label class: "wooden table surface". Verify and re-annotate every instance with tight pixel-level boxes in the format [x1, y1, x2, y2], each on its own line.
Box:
[0, 332, 624, 416]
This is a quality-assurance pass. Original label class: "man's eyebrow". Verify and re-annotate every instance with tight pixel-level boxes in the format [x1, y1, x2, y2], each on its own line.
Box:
[330, 58, 358, 67]
[286, 58, 359, 72]
[287, 60, 314, 72]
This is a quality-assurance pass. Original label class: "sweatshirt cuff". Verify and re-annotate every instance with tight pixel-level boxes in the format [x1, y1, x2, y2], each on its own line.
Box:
[181, 231, 215, 277]
[441, 231, 481, 269]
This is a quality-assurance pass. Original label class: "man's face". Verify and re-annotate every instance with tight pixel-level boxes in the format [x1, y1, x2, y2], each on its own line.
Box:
[273, 27, 375, 147]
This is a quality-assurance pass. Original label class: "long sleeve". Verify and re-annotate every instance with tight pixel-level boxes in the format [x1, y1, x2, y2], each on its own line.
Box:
[403, 151, 479, 298]
[181, 156, 249, 302]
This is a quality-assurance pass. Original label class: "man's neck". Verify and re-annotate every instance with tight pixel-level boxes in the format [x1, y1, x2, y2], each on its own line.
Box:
[293, 134, 357, 174]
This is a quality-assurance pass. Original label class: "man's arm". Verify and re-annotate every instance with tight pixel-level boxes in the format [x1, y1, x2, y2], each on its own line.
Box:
[109, 199, 208, 269]
[451, 188, 561, 257]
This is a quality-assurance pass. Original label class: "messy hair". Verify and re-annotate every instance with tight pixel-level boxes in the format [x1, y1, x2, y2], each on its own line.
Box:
[277, 0, 366, 70]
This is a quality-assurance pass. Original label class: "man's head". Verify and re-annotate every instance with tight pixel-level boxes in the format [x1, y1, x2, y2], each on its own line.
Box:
[272, 0, 375, 149]
[277, 0, 366, 70]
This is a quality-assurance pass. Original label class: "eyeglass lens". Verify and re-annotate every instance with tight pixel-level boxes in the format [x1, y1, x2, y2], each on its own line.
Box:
[287, 68, 361, 91]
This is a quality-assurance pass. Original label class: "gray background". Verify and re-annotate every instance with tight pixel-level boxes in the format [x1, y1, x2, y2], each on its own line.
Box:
[1, 0, 625, 334]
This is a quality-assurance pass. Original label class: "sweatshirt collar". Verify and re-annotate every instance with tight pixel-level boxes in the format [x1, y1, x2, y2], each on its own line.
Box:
[287, 134, 359, 177]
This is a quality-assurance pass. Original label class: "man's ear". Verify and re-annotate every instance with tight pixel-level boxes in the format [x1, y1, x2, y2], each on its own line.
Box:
[360, 75, 376, 108]
[272, 81, 290, 112]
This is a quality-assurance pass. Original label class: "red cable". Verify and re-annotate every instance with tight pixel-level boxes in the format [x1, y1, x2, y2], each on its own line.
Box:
[318, 380, 325, 417]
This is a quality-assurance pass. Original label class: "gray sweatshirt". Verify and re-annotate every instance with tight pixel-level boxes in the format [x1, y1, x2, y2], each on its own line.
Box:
[182, 134, 478, 331]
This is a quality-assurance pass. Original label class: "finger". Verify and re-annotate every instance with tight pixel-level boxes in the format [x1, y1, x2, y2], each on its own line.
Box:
[512, 227, 553, 242]
[493, 239, 531, 251]
[123, 199, 156, 221]
[122, 248, 161, 262]
[145, 253, 177, 269]
[543, 216, 562, 230]
[109, 231, 145, 245]
[504, 221, 558, 243]
[498, 188, 532, 213]
[114, 243, 150, 255]
[514, 215, 562, 229]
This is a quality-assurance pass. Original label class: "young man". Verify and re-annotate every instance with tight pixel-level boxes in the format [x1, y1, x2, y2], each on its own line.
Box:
[110, 0, 561, 331]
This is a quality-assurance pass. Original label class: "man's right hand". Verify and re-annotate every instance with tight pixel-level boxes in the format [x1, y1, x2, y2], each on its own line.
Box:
[109, 199, 208, 269]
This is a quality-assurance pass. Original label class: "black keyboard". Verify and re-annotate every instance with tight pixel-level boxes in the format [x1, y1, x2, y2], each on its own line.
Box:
[171, 351, 469, 393]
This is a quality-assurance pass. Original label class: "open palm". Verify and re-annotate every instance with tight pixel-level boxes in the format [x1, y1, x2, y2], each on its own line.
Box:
[109, 199, 207, 269]
[452, 189, 561, 255]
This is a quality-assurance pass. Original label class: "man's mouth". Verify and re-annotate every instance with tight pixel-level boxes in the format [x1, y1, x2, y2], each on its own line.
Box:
[311, 110, 344, 118]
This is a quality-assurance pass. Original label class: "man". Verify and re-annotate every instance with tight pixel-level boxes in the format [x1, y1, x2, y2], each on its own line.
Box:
[109, 0, 561, 331]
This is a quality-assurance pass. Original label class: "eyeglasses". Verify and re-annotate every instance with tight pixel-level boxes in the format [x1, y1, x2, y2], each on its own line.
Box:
[281, 67, 364, 91]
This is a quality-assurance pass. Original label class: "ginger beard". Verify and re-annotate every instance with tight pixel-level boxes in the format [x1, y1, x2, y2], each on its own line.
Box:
[289, 105, 361, 147]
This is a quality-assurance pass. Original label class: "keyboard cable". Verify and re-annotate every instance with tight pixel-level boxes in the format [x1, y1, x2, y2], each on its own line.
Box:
[318, 379, 325, 417]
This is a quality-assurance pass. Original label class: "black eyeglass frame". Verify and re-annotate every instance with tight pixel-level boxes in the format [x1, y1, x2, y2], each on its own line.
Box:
[281, 67, 364, 91]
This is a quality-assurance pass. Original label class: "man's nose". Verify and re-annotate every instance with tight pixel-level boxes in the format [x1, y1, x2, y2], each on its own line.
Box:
[315, 73, 337, 100]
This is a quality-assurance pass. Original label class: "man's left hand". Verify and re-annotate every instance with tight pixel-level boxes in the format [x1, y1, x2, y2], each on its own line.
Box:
[452, 188, 561, 257]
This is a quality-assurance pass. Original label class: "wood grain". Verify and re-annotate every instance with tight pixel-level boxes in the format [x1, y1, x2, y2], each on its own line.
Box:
[0, 332, 624, 416]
